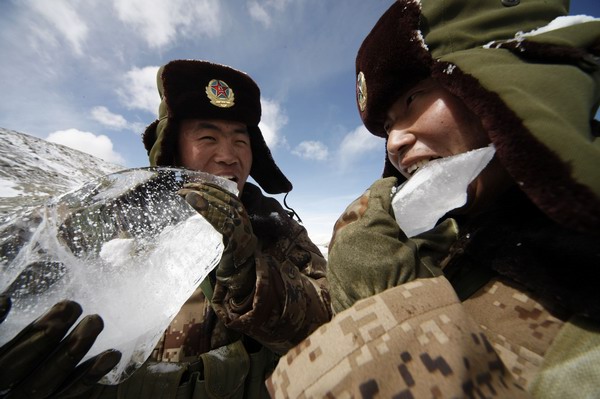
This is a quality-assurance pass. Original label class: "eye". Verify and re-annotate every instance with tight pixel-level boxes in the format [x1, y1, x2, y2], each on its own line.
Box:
[406, 92, 418, 106]
[234, 133, 251, 146]
[198, 134, 216, 142]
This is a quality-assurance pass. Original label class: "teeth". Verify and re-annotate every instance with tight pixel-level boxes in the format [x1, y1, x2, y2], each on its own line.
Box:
[406, 158, 430, 175]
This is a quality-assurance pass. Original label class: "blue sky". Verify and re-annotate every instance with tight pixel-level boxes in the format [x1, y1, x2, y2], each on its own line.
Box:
[1, 0, 598, 244]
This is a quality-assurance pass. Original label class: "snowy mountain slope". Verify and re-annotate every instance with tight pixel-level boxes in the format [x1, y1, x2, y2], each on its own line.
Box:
[0, 128, 124, 220]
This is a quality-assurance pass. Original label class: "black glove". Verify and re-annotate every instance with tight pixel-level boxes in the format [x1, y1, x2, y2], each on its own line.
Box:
[0, 296, 121, 398]
[179, 183, 257, 300]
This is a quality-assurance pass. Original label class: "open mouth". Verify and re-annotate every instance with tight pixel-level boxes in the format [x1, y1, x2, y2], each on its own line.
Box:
[405, 157, 442, 176]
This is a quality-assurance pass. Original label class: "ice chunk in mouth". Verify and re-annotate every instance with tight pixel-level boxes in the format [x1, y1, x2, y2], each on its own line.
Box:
[391, 146, 496, 237]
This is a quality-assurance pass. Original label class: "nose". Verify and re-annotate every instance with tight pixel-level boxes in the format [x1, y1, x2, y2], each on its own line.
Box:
[386, 128, 415, 159]
[214, 142, 238, 165]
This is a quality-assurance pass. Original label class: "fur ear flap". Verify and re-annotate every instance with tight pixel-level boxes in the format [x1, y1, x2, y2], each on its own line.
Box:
[142, 120, 159, 155]
[248, 126, 292, 194]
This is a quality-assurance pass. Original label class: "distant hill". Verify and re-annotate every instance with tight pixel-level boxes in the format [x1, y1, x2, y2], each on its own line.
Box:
[0, 128, 124, 220]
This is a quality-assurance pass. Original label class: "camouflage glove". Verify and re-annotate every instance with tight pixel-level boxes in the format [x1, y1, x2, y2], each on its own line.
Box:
[0, 296, 121, 398]
[327, 177, 458, 313]
[179, 183, 258, 300]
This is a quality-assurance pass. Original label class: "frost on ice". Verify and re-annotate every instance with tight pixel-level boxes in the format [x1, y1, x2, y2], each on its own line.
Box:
[0, 167, 237, 384]
[391, 146, 495, 237]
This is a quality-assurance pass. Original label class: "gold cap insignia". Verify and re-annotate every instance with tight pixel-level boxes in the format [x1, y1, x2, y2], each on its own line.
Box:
[357, 72, 367, 112]
[206, 79, 235, 108]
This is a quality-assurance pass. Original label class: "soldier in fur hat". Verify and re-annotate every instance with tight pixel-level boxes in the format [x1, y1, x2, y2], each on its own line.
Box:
[0, 60, 332, 398]
[268, 0, 600, 397]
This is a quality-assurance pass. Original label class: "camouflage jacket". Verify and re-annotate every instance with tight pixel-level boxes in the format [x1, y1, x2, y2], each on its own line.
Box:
[268, 275, 600, 398]
[150, 182, 331, 362]
[267, 187, 600, 398]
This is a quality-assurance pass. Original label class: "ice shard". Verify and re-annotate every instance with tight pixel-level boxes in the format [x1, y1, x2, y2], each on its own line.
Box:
[391, 146, 496, 237]
[0, 167, 236, 384]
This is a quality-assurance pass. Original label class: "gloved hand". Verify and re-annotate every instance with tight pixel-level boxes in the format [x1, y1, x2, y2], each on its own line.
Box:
[179, 183, 258, 300]
[0, 296, 121, 398]
[327, 177, 458, 313]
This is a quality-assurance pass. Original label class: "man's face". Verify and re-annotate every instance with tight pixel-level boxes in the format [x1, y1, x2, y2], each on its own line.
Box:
[384, 78, 511, 214]
[177, 119, 252, 193]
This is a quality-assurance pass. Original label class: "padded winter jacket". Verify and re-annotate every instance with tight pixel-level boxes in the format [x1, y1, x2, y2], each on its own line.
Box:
[267, 0, 600, 397]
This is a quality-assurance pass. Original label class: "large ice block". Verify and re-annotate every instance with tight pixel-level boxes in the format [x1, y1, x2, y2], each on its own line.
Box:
[0, 167, 237, 384]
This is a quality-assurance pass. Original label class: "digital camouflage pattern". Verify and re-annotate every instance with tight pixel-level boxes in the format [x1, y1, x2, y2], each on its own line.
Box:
[267, 274, 591, 398]
[461, 278, 565, 388]
[268, 277, 531, 398]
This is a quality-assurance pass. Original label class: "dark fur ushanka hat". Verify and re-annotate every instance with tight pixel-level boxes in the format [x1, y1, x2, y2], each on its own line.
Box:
[142, 60, 292, 194]
[355, 0, 600, 232]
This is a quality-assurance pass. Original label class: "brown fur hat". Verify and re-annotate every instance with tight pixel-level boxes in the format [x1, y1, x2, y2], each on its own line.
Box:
[142, 60, 292, 194]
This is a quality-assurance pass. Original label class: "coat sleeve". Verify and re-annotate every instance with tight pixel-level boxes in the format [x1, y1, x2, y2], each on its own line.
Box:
[266, 276, 531, 398]
[210, 195, 332, 355]
[327, 178, 458, 313]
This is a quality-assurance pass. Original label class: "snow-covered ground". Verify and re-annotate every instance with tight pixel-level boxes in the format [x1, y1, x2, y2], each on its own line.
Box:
[0, 128, 124, 219]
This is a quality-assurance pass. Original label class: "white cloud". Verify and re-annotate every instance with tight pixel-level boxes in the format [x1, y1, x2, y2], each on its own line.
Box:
[25, 0, 89, 55]
[292, 141, 329, 161]
[247, 0, 291, 27]
[46, 129, 125, 165]
[113, 0, 222, 48]
[338, 125, 382, 167]
[90, 106, 146, 134]
[91, 106, 128, 130]
[248, 2, 271, 27]
[259, 99, 288, 148]
[117, 66, 161, 115]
